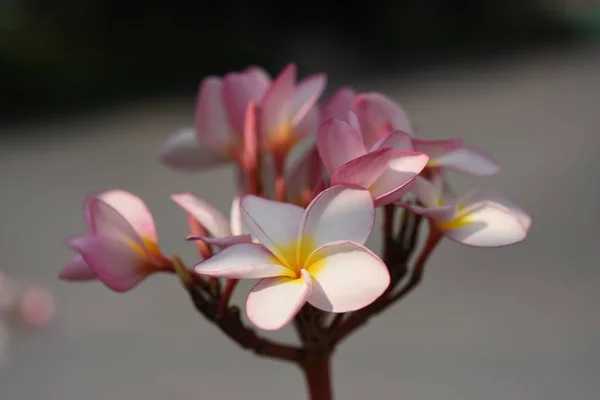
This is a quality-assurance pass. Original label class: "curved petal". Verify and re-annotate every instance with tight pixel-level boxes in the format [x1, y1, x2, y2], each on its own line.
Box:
[412, 138, 463, 159]
[186, 234, 253, 248]
[171, 193, 231, 238]
[287, 146, 323, 206]
[353, 92, 413, 149]
[445, 201, 528, 247]
[160, 127, 225, 171]
[317, 119, 367, 176]
[459, 190, 531, 231]
[96, 190, 158, 243]
[330, 147, 394, 189]
[292, 105, 320, 138]
[85, 192, 144, 248]
[432, 146, 500, 176]
[371, 130, 414, 151]
[291, 73, 327, 127]
[408, 176, 441, 208]
[223, 70, 270, 135]
[193, 243, 293, 278]
[321, 87, 357, 122]
[195, 77, 237, 153]
[240, 195, 304, 267]
[298, 186, 375, 261]
[70, 235, 149, 292]
[305, 241, 389, 313]
[229, 196, 246, 236]
[369, 151, 429, 206]
[260, 64, 296, 143]
[246, 270, 311, 331]
[59, 254, 97, 281]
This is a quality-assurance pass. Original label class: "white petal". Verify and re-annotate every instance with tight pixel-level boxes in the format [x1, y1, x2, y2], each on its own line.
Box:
[193, 243, 294, 278]
[298, 186, 374, 259]
[240, 195, 304, 267]
[171, 193, 231, 238]
[369, 151, 429, 206]
[445, 201, 528, 247]
[411, 176, 442, 208]
[433, 146, 500, 176]
[246, 270, 311, 331]
[305, 241, 390, 313]
[160, 127, 225, 171]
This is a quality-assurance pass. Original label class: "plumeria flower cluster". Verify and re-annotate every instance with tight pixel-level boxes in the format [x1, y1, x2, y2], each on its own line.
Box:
[61, 63, 530, 398]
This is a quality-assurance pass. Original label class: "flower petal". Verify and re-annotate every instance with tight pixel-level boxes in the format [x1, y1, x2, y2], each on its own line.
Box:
[298, 186, 375, 258]
[305, 241, 389, 313]
[223, 69, 270, 135]
[195, 77, 237, 153]
[246, 270, 312, 331]
[229, 196, 246, 236]
[240, 196, 304, 266]
[411, 176, 443, 208]
[321, 87, 357, 122]
[317, 119, 367, 176]
[160, 127, 225, 171]
[70, 235, 149, 292]
[371, 130, 414, 151]
[330, 147, 394, 189]
[59, 254, 97, 281]
[194, 243, 293, 279]
[445, 201, 528, 247]
[260, 64, 296, 143]
[292, 105, 320, 138]
[412, 138, 463, 159]
[431, 146, 500, 176]
[353, 92, 413, 149]
[171, 193, 231, 238]
[85, 192, 143, 248]
[459, 190, 532, 231]
[287, 146, 323, 207]
[186, 234, 253, 248]
[291, 73, 327, 127]
[369, 151, 429, 206]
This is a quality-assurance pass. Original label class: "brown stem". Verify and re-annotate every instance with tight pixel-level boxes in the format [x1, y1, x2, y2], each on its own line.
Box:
[302, 353, 333, 400]
[217, 279, 238, 318]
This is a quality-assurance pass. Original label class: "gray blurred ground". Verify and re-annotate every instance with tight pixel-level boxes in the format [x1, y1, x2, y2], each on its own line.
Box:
[1, 43, 599, 400]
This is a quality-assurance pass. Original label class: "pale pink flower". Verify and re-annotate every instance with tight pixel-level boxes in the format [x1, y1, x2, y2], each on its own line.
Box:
[317, 119, 429, 206]
[374, 130, 499, 176]
[259, 64, 326, 156]
[321, 87, 357, 124]
[18, 286, 56, 327]
[60, 190, 171, 292]
[402, 175, 531, 247]
[193, 186, 390, 330]
[161, 67, 269, 170]
[171, 193, 252, 249]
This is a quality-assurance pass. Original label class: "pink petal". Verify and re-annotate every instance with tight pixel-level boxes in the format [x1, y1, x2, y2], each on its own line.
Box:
[298, 186, 375, 257]
[259, 64, 296, 144]
[330, 147, 394, 189]
[459, 190, 531, 231]
[292, 105, 320, 138]
[85, 193, 144, 249]
[431, 146, 500, 176]
[193, 243, 293, 279]
[445, 201, 528, 247]
[246, 269, 312, 331]
[195, 77, 238, 154]
[305, 241, 389, 313]
[240, 195, 304, 266]
[286, 146, 323, 206]
[223, 69, 269, 136]
[317, 119, 367, 176]
[369, 151, 430, 206]
[59, 254, 97, 281]
[70, 235, 149, 292]
[241, 101, 258, 170]
[353, 92, 413, 149]
[18, 286, 56, 327]
[244, 66, 272, 88]
[186, 234, 253, 248]
[371, 130, 414, 151]
[171, 193, 231, 238]
[321, 87, 357, 122]
[412, 138, 463, 159]
[290, 73, 327, 127]
[160, 127, 225, 171]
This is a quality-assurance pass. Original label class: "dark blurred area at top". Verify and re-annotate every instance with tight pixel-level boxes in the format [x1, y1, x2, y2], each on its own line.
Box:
[1, 0, 599, 121]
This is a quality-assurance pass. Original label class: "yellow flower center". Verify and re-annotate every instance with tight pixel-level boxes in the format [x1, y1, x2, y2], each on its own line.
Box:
[269, 235, 320, 279]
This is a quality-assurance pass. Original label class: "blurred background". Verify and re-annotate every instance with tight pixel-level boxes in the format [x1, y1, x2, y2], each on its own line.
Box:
[1, 1, 600, 399]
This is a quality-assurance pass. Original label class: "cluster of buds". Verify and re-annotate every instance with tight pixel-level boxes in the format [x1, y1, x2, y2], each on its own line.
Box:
[60, 63, 530, 397]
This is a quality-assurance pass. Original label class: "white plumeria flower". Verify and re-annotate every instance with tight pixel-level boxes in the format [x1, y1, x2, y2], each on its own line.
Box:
[402, 175, 531, 247]
[172, 193, 253, 249]
[193, 186, 390, 330]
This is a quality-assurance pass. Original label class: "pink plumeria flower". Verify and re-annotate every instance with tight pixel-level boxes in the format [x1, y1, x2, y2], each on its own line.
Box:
[161, 67, 269, 171]
[193, 186, 390, 331]
[18, 286, 56, 328]
[285, 146, 324, 208]
[171, 193, 253, 249]
[260, 64, 326, 156]
[353, 92, 413, 149]
[60, 190, 171, 292]
[321, 87, 357, 123]
[317, 119, 429, 206]
[373, 130, 499, 177]
[402, 175, 531, 247]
